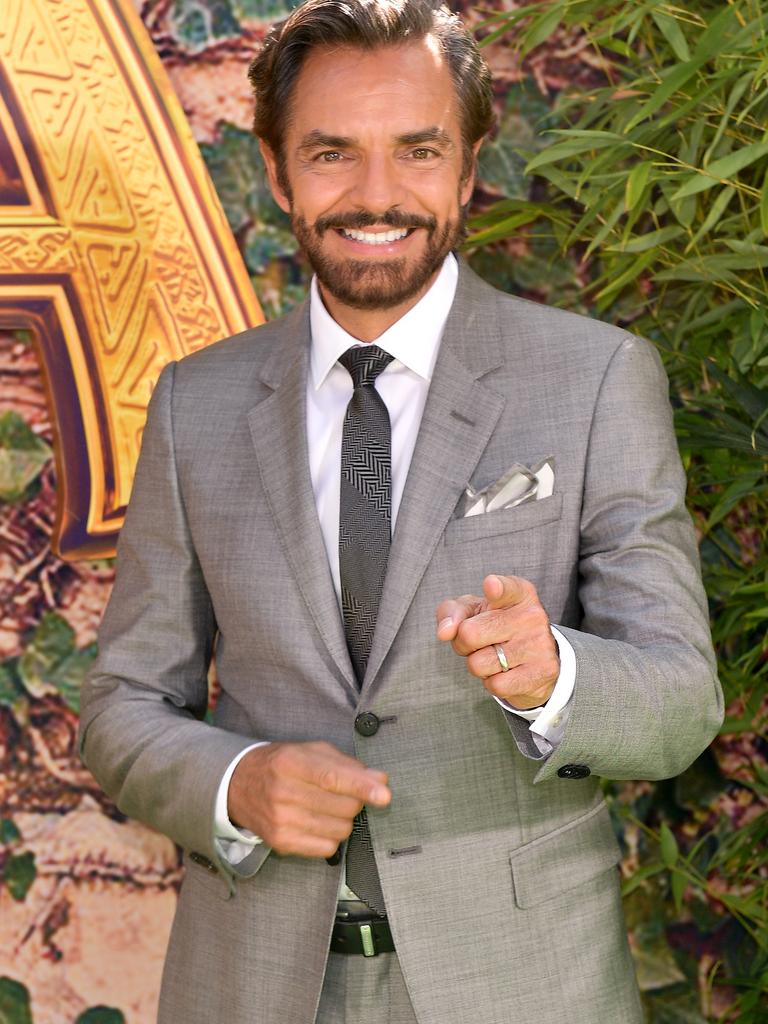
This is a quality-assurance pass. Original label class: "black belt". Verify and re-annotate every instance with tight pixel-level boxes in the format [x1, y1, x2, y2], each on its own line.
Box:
[331, 901, 394, 957]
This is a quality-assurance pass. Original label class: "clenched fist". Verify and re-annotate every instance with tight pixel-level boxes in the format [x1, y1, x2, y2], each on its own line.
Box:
[228, 740, 391, 859]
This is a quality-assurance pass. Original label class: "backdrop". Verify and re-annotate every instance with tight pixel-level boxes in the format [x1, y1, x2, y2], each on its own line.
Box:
[0, 1, 765, 1022]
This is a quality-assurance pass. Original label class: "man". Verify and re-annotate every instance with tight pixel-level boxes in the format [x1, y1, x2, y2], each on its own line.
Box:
[78, 1, 723, 1021]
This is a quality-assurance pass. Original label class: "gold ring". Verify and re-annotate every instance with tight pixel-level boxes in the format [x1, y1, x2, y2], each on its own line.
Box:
[494, 643, 509, 672]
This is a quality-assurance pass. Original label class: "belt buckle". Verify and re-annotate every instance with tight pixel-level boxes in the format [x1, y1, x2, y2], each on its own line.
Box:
[358, 922, 375, 957]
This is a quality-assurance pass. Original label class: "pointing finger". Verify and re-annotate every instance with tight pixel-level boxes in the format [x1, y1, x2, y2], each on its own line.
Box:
[436, 595, 483, 641]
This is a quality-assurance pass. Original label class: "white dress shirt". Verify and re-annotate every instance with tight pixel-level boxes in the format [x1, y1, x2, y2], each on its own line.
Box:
[214, 254, 575, 863]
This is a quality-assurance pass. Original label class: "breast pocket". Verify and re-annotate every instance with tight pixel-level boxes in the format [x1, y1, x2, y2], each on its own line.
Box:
[443, 492, 563, 546]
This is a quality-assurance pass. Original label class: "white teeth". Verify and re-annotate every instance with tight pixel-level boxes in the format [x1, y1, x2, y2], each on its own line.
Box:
[341, 228, 409, 244]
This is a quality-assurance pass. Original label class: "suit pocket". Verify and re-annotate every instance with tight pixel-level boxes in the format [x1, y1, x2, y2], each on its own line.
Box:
[444, 492, 563, 546]
[509, 799, 621, 909]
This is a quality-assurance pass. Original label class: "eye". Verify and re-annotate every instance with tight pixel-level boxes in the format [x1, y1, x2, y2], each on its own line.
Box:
[317, 150, 344, 163]
[410, 147, 438, 160]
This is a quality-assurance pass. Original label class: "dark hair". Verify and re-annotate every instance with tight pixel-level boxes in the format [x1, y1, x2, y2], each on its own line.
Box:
[248, 0, 494, 182]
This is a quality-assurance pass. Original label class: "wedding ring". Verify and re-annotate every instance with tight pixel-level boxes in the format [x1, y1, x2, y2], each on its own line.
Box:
[494, 643, 509, 673]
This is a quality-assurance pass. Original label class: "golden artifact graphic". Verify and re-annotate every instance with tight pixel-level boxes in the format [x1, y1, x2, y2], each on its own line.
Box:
[0, 0, 264, 559]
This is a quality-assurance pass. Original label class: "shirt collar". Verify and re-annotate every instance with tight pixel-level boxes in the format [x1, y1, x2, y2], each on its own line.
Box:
[309, 253, 458, 390]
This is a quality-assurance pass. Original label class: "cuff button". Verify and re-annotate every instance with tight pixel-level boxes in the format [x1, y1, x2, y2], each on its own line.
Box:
[557, 763, 590, 779]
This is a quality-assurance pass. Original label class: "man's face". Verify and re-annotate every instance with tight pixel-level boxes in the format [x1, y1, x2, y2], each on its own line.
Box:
[261, 37, 479, 314]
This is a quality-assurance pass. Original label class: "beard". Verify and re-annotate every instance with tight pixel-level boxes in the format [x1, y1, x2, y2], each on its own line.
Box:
[291, 206, 465, 311]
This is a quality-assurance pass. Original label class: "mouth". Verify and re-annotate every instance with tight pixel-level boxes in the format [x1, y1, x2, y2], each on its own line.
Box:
[336, 227, 414, 246]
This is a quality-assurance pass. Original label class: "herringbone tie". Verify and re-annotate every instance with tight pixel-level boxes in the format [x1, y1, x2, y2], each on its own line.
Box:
[338, 344, 393, 916]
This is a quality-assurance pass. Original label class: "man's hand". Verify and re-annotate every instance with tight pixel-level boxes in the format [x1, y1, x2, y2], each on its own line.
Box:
[227, 741, 391, 858]
[436, 574, 560, 709]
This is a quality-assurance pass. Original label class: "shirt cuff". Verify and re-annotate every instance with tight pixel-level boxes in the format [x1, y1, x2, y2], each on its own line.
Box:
[213, 741, 268, 865]
[493, 626, 575, 754]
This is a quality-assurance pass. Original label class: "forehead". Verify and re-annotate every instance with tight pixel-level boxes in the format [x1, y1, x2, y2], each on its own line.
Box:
[285, 37, 460, 141]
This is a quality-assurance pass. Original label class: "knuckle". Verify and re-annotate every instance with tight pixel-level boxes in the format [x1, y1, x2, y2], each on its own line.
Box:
[316, 767, 340, 793]
[466, 650, 486, 677]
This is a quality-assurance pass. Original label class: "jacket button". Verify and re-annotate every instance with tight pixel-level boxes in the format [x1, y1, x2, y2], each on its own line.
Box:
[355, 712, 380, 736]
[557, 764, 591, 779]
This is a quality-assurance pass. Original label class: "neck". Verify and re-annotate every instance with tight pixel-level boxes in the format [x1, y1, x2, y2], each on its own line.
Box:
[318, 272, 439, 343]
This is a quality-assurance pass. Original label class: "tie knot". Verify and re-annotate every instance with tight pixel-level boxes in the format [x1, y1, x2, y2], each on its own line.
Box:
[339, 345, 394, 389]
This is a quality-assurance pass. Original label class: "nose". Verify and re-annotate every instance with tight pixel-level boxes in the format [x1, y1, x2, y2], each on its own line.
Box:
[347, 153, 406, 214]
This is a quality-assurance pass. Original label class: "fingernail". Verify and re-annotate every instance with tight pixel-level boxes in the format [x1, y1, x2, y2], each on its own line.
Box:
[438, 616, 453, 633]
[371, 785, 390, 804]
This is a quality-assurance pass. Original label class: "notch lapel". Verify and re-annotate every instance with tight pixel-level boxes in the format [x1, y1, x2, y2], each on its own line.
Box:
[362, 263, 506, 692]
[247, 311, 358, 698]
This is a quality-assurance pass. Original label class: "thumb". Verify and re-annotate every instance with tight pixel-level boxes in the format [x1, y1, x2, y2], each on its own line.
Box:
[482, 574, 528, 609]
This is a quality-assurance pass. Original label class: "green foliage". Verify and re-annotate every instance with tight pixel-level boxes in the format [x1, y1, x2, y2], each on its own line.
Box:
[2, 852, 35, 902]
[0, 613, 97, 723]
[200, 124, 306, 317]
[0, 411, 52, 503]
[469, 2, 768, 1019]
[75, 1008, 126, 1024]
[17, 612, 97, 714]
[0, 978, 32, 1024]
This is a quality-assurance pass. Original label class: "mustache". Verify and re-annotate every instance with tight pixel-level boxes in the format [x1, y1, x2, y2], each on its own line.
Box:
[314, 210, 437, 234]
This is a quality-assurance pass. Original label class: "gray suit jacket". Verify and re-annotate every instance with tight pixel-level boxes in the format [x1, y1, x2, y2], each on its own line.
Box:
[79, 262, 722, 1024]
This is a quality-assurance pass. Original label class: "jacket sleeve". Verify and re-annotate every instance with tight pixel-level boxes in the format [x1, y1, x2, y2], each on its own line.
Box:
[78, 361, 260, 882]
[503, 334, 723, 782]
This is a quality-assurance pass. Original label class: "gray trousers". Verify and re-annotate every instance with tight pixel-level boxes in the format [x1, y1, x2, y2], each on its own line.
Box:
[316, 952, 419, 1024]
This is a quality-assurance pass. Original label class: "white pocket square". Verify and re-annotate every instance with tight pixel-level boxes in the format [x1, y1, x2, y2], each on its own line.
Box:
[460, 457, 554, 518]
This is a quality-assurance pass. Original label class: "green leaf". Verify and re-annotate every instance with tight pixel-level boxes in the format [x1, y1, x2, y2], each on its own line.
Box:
[0, 977, 33, 1024]
[685, 185, 735, 251]
[524, 132, 626, 173]
[466, 212, 538, 248]
[671, 868, 687, 912]
[0, 819, 20, 845]
[18, 613, 74, 699]
[760, 166, 768, 237]
[75, 1009, 126, 1024]
[3, 852, 35, 902]
[0, 411, 52, 503]
[672, 142, 768, 200]
[17, 613, 96, 711]
[523, 5, 562, 51]
[624, 59, 706, 134]
[606, 225, 684, 253]
[660, 823, 679, 868]
[625, 160, 653, 211]
[621, 862, 666, 897]
[651, 10, 690, 62]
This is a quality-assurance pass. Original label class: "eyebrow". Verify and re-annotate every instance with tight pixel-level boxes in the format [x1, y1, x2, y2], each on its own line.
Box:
[297, 126, 456, 153]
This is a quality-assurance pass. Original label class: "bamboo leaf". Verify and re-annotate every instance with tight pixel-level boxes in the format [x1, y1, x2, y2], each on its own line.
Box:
[525, 133, 627, 173]
[651, 9, 690, 62]
[672, 142, 768, 200]
[523, 5, 563, 51]
[606, 225, 684, 253]
[660, 823, 679, 869]
[685, 186, 735, 251]
[761, 166, 768, 237]
[625, 161, 653, 211]
[671, 868, 687, 913]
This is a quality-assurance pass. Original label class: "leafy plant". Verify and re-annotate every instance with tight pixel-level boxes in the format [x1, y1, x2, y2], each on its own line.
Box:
[0, 412, 52, 503]
[466, 2, 768, 1020]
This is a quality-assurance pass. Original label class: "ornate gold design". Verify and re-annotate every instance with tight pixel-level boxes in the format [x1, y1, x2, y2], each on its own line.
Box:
[0, 0, 264, 558]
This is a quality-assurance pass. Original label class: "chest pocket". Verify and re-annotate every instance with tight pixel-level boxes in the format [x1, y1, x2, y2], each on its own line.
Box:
[443, 492, 563, 546]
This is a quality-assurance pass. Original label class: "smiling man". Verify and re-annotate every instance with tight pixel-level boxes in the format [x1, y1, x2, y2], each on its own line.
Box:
[79, 2, 723, 1022]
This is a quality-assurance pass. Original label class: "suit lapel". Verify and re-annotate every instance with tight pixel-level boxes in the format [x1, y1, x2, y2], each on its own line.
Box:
[247, 303, 358, 697]
[363, 263, 506, 692]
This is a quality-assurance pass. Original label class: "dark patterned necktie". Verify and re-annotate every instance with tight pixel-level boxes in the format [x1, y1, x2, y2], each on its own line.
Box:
[338, 344, 393, 916]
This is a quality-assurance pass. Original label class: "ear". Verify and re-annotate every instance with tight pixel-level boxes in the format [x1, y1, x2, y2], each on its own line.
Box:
[459, 138, 484, 207]
[260, 141, 291, 214]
